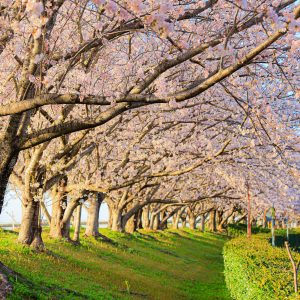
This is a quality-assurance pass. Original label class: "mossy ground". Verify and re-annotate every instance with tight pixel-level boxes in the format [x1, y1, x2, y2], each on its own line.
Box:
[0, 228, 231, 300]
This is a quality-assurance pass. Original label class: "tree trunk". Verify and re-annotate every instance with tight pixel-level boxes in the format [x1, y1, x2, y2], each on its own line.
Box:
[189, 215, 196, 229]
[0, 150, 17, 213]
[263, 208, 268, 228]
[217, 208, 236, 232]
[227, 212, 236, 225]
[234, 213, 247, 224]
[111, 208, 123, 232]
[125, 214, 136, 233]
[107, 204, 113, 229]
[209, 210, 217, 232]
[181, 215, 187, 228]
[216, 210, 224, 231]
[158, 211, 167, 230]
[121, 203, 148, 232]
[217, 218, 225, 232]
[200, 214, 206, 232]
[49, 179, 70, 240]
[188, 213, 196, 229]
[18, 198, 44, 250]
[50, 204, 70, 239]
[172, 211, 181, 229]
[0, 116, 22, 214]
[142, 206, 150, 229]
[84, 193, 103, 237]
[152, 213, 160, 230]
[73, 205, 82, 242]
[136, 209, 143, 229]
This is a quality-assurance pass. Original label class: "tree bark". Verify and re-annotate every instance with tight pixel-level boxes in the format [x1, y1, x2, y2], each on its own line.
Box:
[49, 179, 70, 239]
[200, 214, 206, 232]
[0, 150, 18, 213]
[234, 213, 247, 224]
[107, 204, 113, 229]
[151, 213, 160, 230]
[0, 116, 22, 214]
[18, 198, 44, 250]
[189, 214, 196, 229]
[136, 209, 143, 229]
[73, 204, 82, 242]
[159, 211, 168, 230]
[110, 208, 123, 232]
[181, 215, 187, 229]
[217, 209, 235, 232]
[84, 193, 103, 237]
[141, 205, 150, 229]
[263, 208, 269, 228]
[209, 209, 217, 232]
[125, 214, 136, 233]
[121, 202, 148, 232]
[172, 211, 181, 229]
[216, 209, 224, 231]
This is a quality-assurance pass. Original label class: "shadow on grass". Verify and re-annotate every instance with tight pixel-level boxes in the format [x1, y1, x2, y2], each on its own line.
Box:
[0, 261, 88, 299]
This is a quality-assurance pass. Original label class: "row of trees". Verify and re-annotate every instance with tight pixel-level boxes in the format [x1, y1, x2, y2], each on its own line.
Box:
[0, 0, 299, 249]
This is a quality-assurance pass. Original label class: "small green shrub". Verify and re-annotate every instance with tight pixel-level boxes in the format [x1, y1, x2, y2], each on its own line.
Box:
[224, 235, 299, 300]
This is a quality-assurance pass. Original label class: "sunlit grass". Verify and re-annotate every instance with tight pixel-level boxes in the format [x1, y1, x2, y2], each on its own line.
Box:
[0, 228, 231, 299]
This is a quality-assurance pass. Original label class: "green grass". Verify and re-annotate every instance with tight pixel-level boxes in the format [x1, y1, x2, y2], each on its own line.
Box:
[0, 228, 231, 300]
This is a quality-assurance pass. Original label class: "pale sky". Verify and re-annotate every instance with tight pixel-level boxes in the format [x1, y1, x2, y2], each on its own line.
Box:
[1, 189, 109, 224]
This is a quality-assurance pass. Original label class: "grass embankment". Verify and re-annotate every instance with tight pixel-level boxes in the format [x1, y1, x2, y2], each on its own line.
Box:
[0, 229, 231, 300]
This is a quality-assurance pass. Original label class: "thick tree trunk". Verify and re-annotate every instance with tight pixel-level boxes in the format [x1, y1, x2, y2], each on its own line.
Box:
[172, 211, 181, 229]
[121, 203, 148, 233]
[188, 212, 196, 230]
[150, 213, 160, 230]
[209, 210, 217, 232]
[136, 209, 143, 229]
[200, 214, 206, 232]
[84, 194, 103, 237]
[159, 211, 168, 230]
[18, 199, 44, 250]
[217, 215, 230, 232]
[125, 214, 136, 233]
[216, 210, 224, 231]
[160, 208, 179, 230]
[142, 206, 150, 229]
[49, 179, 70, 239]
[73, 205, 82, 242]
[181, 215, 187, 228]
[50, 205, 70, 239]
[159, 215, 169, 230]
[111, 208, 123, 232]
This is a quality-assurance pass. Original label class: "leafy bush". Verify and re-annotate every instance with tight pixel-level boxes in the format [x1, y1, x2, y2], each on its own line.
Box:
[224, 235, 300, 300]
[227, 223, 270, 237]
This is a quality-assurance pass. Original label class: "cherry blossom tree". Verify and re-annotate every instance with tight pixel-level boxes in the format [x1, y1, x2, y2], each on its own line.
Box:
[1, 0, 299, 217]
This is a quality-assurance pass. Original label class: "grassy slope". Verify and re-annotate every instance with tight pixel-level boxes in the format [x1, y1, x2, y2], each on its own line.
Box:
[0, 228, 231, 300]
